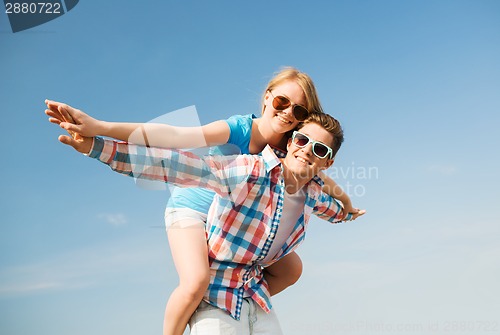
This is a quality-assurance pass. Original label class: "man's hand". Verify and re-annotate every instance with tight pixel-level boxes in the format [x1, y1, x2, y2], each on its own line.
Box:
[57, 134, 93, 155]
[45, 99, 103, 138]
[343, 207, 366, 221]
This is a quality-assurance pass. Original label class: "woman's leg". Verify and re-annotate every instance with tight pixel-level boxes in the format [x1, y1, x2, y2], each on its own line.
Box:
[163, 219, 210, 335]
[263, 251, 303, 296]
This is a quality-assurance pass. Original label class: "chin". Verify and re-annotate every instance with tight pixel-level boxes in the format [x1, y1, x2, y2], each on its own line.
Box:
[272, 120, 292, 130]
[290, 166, 315, 180]
[272, 118, 295, 131]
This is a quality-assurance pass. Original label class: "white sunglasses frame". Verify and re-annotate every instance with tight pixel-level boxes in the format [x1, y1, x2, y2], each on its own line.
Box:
[291, 131, 333, 159]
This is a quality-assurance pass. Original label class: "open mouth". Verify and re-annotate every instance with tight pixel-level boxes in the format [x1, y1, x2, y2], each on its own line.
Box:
[295, 155, 311, 165]
[276, 114, 293, 125]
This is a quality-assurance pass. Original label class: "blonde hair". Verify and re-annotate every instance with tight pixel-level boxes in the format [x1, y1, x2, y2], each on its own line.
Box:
[263, 67, 324, 114]
[298, 111, 344, 157]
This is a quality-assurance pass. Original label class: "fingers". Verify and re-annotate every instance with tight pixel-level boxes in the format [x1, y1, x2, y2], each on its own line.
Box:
[58, 134, 90, 154]
[45, 100, 63, 115]
[58, 105, 76, 124]
[58, 134, 77, 148]
[47, 100, 86, 144]
[45, 100, 77, 124]
[46, 109, 80, 139]
[60, 121, 81, 133]
[48, 117, 62, 125]
[58, 105, 83, 140]
[54, 105, 83, 141]
[344, 208, 367, 222]
[46, 108, 71, 132]
[45, 99, 63, 110]
[351, 209, 367, 221]
[45, 108, 59, 118]
[45, 107, 64, 122]
[61, 123, 83, 141]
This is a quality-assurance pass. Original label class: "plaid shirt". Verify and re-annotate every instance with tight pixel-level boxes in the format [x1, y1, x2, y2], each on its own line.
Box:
[88, 137, 346, 320]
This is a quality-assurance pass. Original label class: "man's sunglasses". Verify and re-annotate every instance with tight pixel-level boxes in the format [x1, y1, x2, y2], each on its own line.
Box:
[268, 90, 309, 121]
[291, 131, 333, 159]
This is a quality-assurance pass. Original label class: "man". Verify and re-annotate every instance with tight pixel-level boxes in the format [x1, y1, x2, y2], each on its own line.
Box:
[54, 111, 355, 334]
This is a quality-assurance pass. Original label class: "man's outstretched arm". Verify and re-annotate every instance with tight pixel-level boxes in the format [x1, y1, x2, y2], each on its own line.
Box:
[56, 131, 250, 198]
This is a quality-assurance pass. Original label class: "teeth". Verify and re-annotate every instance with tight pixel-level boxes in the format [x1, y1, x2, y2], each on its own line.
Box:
[296, 156, 309, 164]
[277, 115, 290, 124]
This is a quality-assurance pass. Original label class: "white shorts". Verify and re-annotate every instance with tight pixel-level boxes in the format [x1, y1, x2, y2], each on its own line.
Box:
[164, 207, 208, 230]
[189, 300, 283, 335]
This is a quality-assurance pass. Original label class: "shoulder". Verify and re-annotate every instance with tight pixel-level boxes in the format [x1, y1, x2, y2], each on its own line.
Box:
[224, 114, 257, 153]
[225, 113, 256, 129]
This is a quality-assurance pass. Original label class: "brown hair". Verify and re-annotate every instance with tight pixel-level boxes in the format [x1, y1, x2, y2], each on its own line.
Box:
[297, 111, 344, 157]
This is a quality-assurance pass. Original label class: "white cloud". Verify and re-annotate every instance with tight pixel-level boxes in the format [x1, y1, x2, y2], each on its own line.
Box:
[97, 213, 128, 226]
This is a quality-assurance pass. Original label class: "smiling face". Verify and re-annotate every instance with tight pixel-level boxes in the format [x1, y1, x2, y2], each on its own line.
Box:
[283, 122, 335, 182]
[261, 80, 304, 134]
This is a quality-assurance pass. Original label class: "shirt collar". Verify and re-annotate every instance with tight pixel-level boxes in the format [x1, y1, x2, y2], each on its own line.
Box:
[261, 145, 282, 172]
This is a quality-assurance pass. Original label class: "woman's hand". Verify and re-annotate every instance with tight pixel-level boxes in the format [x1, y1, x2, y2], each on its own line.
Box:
[45, 99, 104, 138]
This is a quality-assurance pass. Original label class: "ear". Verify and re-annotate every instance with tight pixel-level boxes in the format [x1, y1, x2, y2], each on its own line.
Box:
[262, 91, 271, 115]
[286, 137, 292, 151]
[322, 157, 335, 170]
[264, 90, 271, 101]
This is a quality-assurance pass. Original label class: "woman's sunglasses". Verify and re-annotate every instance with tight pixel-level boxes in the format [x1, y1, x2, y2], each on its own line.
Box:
[291, 131, 333, 159]
[268, 90, 309, 121]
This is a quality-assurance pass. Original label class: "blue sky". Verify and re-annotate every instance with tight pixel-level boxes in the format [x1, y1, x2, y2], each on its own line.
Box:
[1, 1, 499, 334]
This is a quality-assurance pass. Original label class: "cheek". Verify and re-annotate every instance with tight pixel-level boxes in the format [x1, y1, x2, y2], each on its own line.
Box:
[263, 101, 276, 116]
[316, 159, 331, 171]
[264, 94, 275, 109]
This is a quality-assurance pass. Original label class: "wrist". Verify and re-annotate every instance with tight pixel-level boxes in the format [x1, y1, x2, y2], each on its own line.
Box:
[82, 137, 95, 155]
[97, 120, 111, 137]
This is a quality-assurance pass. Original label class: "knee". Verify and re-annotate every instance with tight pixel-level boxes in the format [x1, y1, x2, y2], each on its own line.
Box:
[180, 270, 210, 301]
[287, 257, 303, 285]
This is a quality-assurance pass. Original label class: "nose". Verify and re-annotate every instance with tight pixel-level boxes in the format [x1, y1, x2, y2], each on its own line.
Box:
[281, 106, 293, 116]
[281, 105, 294, 117]
[301, 142, 314, 157]
[284, 106, 301, 123]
